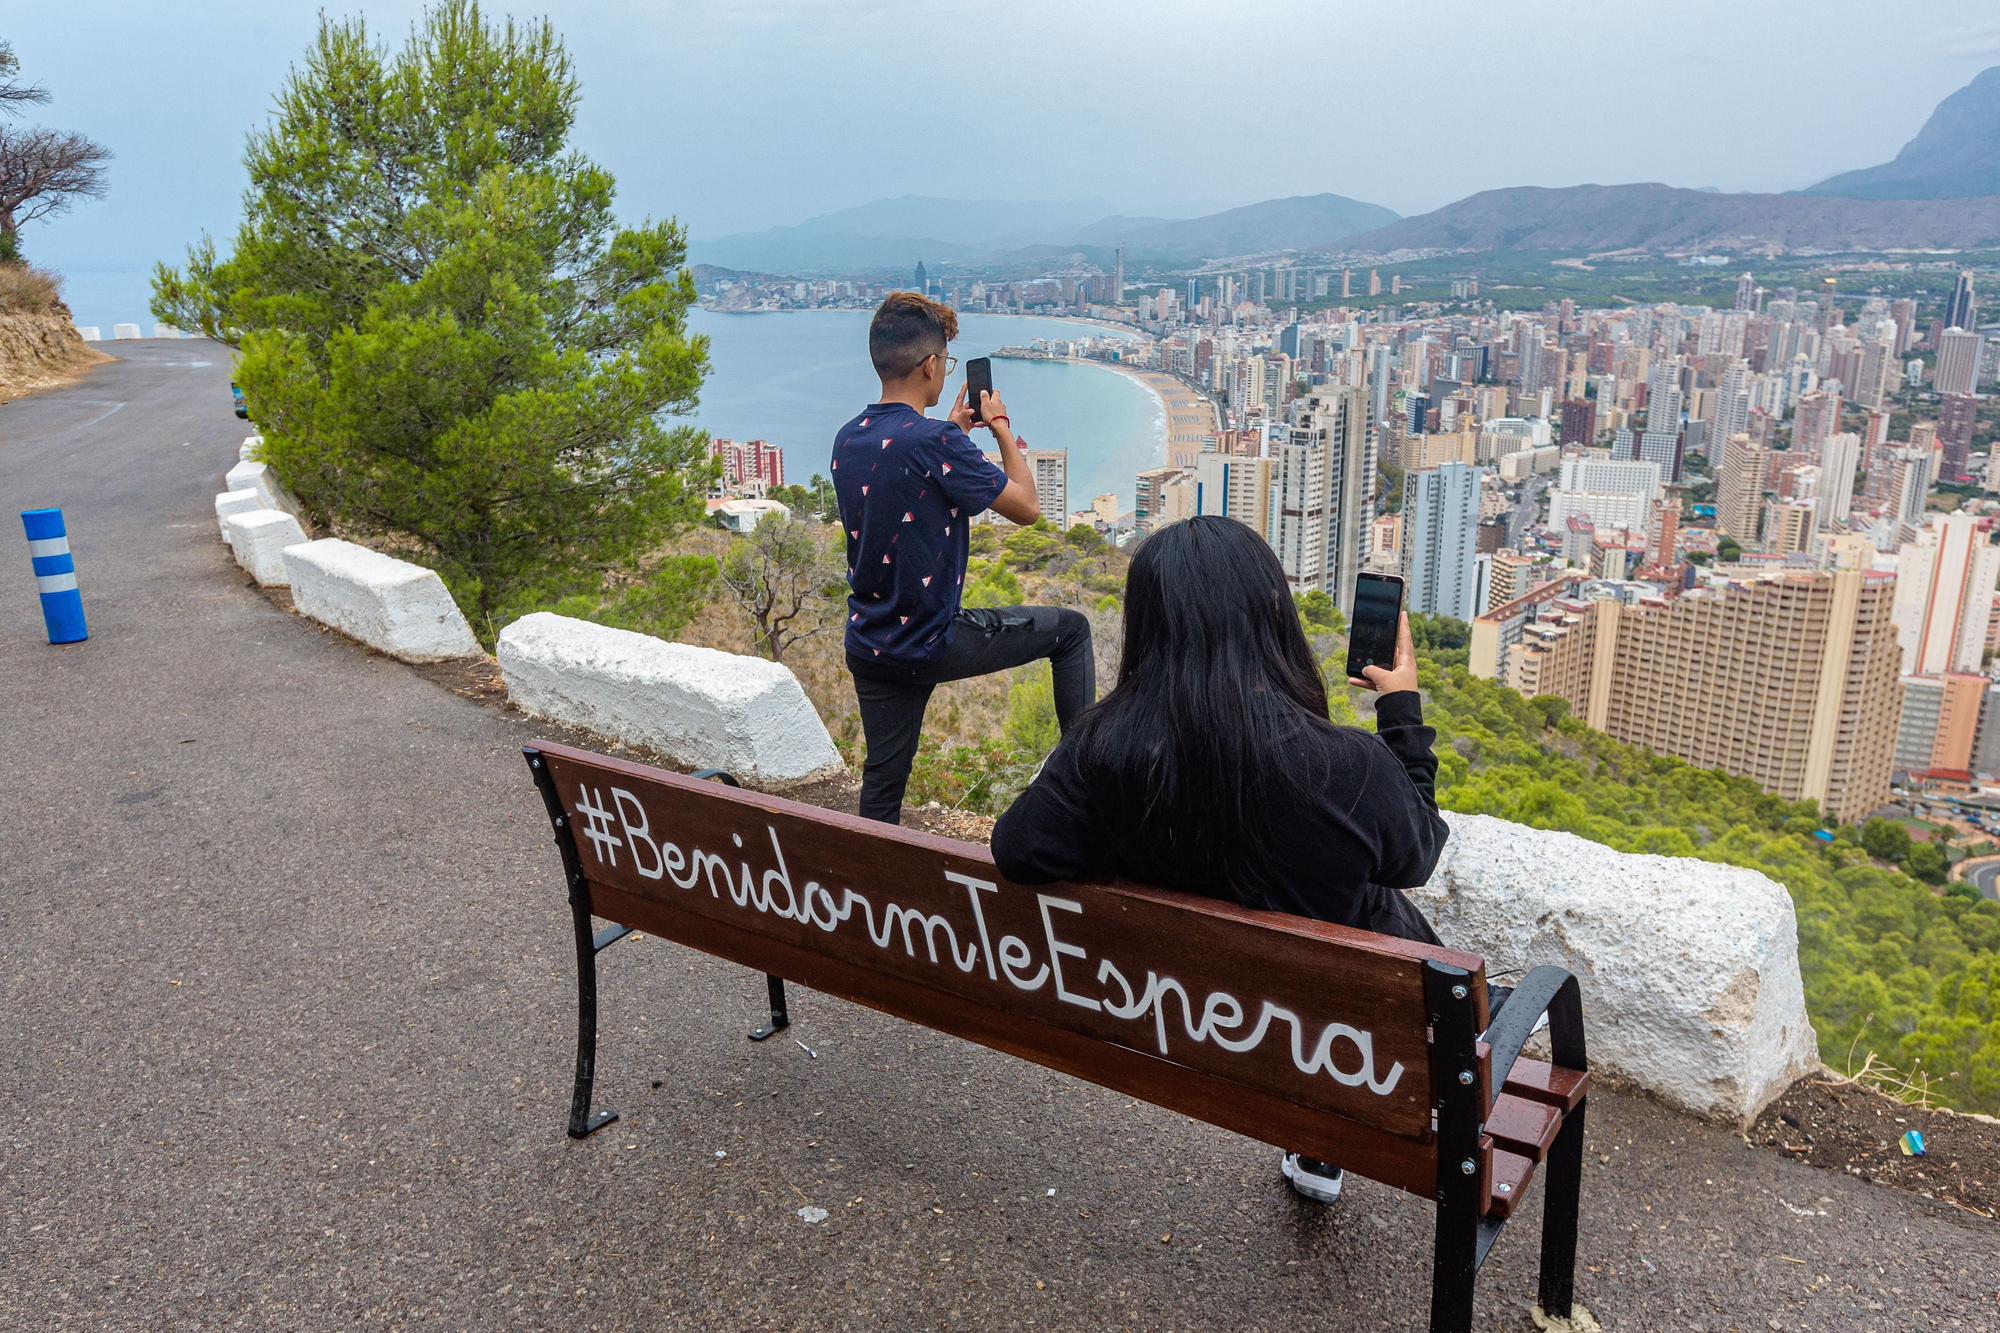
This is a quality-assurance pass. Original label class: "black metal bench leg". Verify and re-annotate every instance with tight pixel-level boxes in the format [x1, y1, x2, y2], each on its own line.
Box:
[1425, 960, 1483, 1333]
[748, 974, 790, 1041]
[1537, 1097, 1586, 1319]
[566, 893, 618, 1138]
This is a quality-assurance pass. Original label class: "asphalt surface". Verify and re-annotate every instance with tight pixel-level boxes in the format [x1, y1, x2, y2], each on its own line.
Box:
[2, 341, 1997, 1331]
[1969, 859, 2000, 902]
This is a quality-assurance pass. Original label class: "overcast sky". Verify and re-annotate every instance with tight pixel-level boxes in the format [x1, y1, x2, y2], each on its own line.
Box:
[10, 0, 2000, 323]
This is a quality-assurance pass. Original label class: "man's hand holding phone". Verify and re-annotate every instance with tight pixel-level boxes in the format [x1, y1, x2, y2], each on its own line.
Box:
[1350, 611, 1420, 694]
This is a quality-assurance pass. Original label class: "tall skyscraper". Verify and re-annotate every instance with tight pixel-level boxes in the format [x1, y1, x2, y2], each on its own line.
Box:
[1401, 462, 1484, 622]
[1888, 446, 1936, 535]
[1940, 393, 1979, 478]
[1891, 513, 2000, 675]
[1820, 431, 1860, 522]
[1852, 337, 1897, 410]
[1521, 567, 1899, 821]
[1792, 390, 1842, 460]
[1735, 273, 1755, 312]
[912, 259, 928, 294]
[1645, 357, 1683, 439]
[1713, 360, 1753, 441]
[1113, 247, 1124, 305]
[1715, 432, 1767, 545]
[1944, 270, 1977, 332]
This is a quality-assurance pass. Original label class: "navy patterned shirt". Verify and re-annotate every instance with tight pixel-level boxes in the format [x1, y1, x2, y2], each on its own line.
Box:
[832, 402, 1009, 666]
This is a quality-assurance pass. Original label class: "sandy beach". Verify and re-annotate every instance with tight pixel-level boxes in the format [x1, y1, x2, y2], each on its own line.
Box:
[1086, 361, 1219, 463]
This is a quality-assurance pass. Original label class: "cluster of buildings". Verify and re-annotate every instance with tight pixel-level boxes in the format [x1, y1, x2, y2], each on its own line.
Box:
[1109, 267, 2000, 824]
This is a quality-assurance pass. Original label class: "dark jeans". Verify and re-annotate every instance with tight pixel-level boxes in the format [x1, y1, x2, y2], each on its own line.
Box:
[848, 605, 1095, 824]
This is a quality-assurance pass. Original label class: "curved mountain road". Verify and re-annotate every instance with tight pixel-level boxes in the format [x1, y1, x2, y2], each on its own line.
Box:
[0, 342, 1993, 1329]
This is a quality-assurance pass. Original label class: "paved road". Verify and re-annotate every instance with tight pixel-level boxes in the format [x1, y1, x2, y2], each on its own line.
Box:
[1971, 859, 2000, 902]
[2, 343, 1995, 1330]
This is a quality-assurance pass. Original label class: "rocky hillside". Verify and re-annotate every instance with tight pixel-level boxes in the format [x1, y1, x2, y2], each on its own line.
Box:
[1805, 65, 2000, 200]
[1331, 182, 2000, 255]
[0, 267, 109, 402]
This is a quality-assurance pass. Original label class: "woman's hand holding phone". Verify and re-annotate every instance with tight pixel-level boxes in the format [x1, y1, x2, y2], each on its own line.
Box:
[1350, 611, 1420, 694]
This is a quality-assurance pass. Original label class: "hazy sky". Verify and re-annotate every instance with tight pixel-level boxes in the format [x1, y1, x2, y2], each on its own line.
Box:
[10, 0, 2000, 324]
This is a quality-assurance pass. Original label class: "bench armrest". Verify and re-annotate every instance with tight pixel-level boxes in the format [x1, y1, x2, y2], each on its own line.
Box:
[1481, 965, 1586, 1103]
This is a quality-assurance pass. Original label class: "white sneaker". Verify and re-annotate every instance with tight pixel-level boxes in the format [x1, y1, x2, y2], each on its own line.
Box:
[1282, 1153, 1344, 1204]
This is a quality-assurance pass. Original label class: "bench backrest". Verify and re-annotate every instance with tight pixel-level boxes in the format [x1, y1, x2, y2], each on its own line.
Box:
[533, 741, 1490, 1196]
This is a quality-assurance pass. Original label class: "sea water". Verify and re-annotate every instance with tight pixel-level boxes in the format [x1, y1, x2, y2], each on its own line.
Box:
[686, 309, 1165, 515]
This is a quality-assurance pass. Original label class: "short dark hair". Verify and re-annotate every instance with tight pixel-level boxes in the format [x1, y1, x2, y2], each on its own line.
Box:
[869, 292, 959, 379]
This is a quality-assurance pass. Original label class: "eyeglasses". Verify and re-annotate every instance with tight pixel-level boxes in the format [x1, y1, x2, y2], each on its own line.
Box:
[928, 353, 958, 374]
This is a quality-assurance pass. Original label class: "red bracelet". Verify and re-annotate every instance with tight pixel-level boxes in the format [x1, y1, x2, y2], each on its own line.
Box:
[989, 414, 1010, 426]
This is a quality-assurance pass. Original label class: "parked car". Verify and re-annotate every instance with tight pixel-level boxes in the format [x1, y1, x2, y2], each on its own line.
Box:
[231, 382, 250, 421]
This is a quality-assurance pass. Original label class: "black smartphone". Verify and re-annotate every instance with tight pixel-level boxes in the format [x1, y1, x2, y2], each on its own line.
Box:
[963, 357, 993, 423]
[1346, 572, 1405, 682]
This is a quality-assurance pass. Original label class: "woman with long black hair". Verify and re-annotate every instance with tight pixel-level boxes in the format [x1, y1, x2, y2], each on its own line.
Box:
[990, 515, 1450, 1205]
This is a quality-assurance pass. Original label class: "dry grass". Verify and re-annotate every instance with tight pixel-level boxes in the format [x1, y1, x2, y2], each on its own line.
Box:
[0, 263, 62, 312]
[666, 519, 1127, 764]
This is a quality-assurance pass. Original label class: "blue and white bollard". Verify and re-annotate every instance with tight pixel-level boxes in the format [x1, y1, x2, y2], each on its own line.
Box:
[21, 507, 87, 644]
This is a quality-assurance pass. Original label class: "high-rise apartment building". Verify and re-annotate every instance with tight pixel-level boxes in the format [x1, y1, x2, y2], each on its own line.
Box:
[710, 438, 785, 491]
[1936, 327, 1983, 396]
[1192, 453, 1273, 538]
[1559, 398, 1596, 447]
[1939, 393, 1978, 479]
[1891, 298, 1919, 353]
[1133, 465, 1196, 534]
[1715, 432, 1767, 545]
[1113, 247, 1125, 304]
[1024, 449, 1068, 524]
[1793, 390, 1841, 460]
[1820, 431, 1860, 522]
[1525, 567, 1899, 821]
[1401, 462, 1484, 622]
[1891, 513, 2000, 675]
[1893, 672, 1990, 781]
[1713, 360, 1753, 441]
[1852, 338, 1897, 410]
[1888, 447, 1936, 536]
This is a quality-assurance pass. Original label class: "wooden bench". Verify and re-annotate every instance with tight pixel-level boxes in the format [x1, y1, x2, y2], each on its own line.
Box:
[524, 740, 1590, 1333]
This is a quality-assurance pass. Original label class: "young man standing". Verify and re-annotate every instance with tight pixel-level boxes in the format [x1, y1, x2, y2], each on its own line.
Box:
[833, 293, 1095, 824]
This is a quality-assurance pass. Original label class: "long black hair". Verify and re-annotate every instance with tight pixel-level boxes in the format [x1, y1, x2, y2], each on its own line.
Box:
[1063, 515, 1339, 909]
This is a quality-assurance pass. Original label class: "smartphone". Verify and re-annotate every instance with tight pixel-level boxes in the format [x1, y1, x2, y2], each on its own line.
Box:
[1346, 572, 1405, 682]
[964, 357, 993, 423]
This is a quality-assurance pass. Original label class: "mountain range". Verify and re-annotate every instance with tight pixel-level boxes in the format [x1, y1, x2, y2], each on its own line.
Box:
[689, 193, 1399, 273]
[1803, 65, 2000, 200]
[1331, 183, 2000, 255]
[694, 66, 2000, 275]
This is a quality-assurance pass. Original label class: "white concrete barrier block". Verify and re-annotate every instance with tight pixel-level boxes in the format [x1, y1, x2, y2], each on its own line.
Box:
[75, 325, 102, 341]
[282, 539, 481, 663]
[240, 434, 264, 461]
[112, 323, 141, 339]
[223, 459, 301, 518]
[222, 509, 309, 587]
[497, 612, 845, 790]
[215, 488, 264, 536]
[1410, 813, 1819, 1126]
[153, 323, 183, 339]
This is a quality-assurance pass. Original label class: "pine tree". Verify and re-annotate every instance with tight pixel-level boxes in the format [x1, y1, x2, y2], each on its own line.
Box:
[152, 3, 710, 634]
